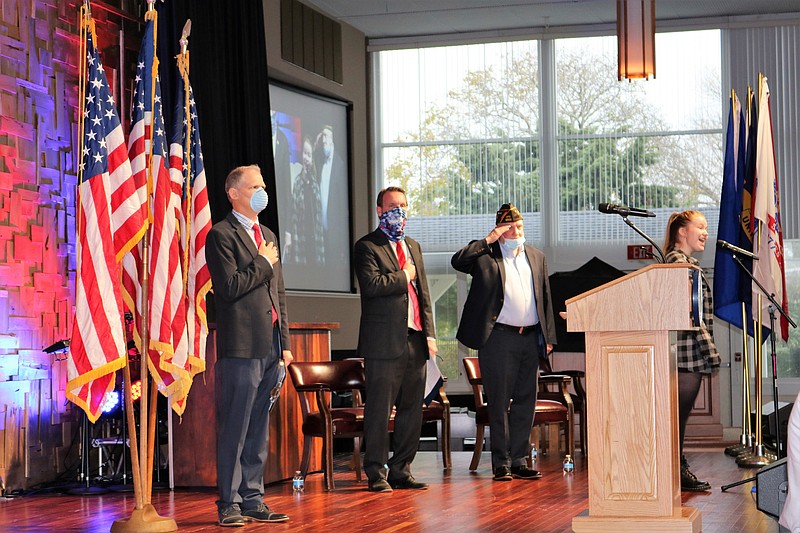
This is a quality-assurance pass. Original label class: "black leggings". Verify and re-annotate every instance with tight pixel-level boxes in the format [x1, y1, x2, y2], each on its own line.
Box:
[678, 370, 704, 455]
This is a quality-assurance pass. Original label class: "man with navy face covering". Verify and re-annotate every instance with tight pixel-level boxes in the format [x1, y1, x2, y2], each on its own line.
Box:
[354, 186, 437, 493]
[452, 203, 557, 482]
[205, 164, 293, 526]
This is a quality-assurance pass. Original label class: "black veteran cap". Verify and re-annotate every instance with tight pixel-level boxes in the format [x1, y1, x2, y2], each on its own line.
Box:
[496, 203, 523, 225]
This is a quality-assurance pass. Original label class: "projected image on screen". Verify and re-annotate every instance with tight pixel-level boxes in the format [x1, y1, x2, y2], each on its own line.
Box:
[269, 83, 351, 292]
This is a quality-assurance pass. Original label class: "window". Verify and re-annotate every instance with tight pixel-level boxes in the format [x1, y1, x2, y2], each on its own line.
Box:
[555, 31, 723, 242]
[375, 30, 727, 389]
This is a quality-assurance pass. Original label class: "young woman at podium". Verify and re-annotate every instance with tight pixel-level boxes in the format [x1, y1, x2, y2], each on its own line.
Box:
[664, 210, 721, 492]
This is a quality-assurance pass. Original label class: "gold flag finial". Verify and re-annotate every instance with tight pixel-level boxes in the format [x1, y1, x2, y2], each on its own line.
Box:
[180, 19, 192, 55]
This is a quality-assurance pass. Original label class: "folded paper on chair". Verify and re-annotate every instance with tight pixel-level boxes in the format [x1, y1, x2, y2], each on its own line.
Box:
[424, 357, 444, 406]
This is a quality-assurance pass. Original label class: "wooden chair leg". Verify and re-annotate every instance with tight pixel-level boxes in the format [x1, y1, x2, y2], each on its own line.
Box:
[469, 424, 485, 471]
[352, 437, 363, 482]
[579, 410, 587, 456]
[549, 423, 559, 456]
[300, 435, 313, 478]
[539, 424, 549, 456]
[441, 418, 452, 471]
[324, 433, 335, 491]
[566, 415, 575, 459]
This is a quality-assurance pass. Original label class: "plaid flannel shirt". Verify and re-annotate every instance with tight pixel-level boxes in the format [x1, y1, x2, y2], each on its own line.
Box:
[666, 248, 721, 373]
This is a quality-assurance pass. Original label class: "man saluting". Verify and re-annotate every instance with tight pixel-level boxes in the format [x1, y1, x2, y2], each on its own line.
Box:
[452, 203, 557, 482]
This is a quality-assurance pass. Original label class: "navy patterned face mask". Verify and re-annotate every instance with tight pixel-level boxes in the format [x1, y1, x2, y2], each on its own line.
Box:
[379, 207, 407, 242]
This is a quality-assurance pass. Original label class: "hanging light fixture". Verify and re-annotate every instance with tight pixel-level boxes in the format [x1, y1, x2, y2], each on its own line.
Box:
[617, 0, 656, 80]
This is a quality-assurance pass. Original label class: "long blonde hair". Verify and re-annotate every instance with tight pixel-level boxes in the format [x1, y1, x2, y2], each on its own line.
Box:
[664, 210, 703, 252]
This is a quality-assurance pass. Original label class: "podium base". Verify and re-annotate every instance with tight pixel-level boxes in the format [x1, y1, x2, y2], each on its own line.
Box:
[572, 506, 701, 533]
[111, 504, 177, 533]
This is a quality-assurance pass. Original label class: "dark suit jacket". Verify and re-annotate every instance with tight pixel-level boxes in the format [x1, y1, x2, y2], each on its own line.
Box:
[205, 213, 291, 358]
[354, 229, 435, 360]
[451, 239, 556, 351]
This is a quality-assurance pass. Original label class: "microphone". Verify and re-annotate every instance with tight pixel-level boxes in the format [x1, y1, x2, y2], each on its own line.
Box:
[598, 203, 656, 218]
[717, 239, 759, 260]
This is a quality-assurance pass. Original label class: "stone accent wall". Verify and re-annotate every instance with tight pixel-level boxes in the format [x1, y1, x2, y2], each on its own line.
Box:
[0, 0, 138, 490]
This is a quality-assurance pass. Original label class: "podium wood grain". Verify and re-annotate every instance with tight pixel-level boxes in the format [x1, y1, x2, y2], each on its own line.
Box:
[565, 265, 701, 533]
[171, 323, 337, 487]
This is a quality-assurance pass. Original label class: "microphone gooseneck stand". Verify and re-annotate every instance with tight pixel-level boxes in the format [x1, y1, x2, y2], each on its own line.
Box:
[621, 216, 666, 263]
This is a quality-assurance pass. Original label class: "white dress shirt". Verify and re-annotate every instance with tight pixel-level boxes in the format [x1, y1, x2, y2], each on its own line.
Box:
[495, 244, 539, 327]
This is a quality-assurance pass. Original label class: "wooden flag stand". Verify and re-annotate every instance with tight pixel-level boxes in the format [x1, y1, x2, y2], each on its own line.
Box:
[102, 1, 176, 531]
[565, 264, 702, 533]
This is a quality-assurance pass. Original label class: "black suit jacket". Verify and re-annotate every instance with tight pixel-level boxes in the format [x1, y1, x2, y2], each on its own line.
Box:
[205, 213, 291, 358]
[354, 229, 435, 360]
[451, 239, 556, 351]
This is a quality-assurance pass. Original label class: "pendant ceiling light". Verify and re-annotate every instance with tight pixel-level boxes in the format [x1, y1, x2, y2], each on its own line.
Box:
[617, 0, 656, 80]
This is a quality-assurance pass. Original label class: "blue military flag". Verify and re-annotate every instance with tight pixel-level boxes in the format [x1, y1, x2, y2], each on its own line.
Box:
[713, 94, 748, 330]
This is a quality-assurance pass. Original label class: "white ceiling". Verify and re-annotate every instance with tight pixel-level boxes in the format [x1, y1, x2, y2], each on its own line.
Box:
[300, 0, 800, 41]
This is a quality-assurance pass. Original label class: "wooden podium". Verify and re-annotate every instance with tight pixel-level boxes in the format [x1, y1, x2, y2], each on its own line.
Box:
[172, 322, 338, 487]
[564, 264, 701, 533]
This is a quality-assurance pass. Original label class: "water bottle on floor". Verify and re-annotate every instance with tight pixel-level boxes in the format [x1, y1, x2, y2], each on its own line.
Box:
[530, 445, 538, 463]
[293, 471, 305, 492]
[562, 454, 574, 475]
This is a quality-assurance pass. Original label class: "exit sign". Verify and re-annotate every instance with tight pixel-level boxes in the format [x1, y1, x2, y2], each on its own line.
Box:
[628, 244, 654, 260]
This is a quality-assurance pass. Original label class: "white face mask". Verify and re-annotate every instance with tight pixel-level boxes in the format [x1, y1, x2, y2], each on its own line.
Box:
[249, 188, 269, 213]
[500, 236, 525, 250]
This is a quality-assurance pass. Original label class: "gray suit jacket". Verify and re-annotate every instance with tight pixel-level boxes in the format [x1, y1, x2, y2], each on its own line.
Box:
[354, 229, 435, 360]
[205, 213, 291, 358]
[451, 239, 556, 351]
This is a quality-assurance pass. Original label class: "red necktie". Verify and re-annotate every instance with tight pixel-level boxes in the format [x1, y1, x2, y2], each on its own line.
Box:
[253, 223, 278, 325]
[396, 241, 422, 330]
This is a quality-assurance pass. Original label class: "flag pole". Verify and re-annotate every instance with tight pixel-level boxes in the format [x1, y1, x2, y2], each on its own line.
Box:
[737, 295, 773, 467]
[737, 75, 773, 467]
[110, 0, 176, 531]
[722, 89, 756, 458]
[143, 0, 161, 504]
[178, 20, 192, 299]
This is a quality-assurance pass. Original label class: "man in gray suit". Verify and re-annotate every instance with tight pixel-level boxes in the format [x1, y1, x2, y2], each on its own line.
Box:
[451, 203, 556, 482]
[354, 186, 437, 493]
[205, 164, 293, 526]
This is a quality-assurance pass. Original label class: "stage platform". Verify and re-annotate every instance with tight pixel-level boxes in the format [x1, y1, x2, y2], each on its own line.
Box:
[0, 448, 781, 532]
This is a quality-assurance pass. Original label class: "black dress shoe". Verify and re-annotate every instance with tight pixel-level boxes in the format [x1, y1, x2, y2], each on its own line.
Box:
[510, 465, 542, 479]
[368, 478, 393, 492]
[241, 503, 289, 523]
[218, 504, 244, 528]
[493, 466, 512, 481]
[388, 476, 429, 490]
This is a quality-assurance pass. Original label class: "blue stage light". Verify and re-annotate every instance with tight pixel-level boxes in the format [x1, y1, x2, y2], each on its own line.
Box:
[100, 390, 120, 414]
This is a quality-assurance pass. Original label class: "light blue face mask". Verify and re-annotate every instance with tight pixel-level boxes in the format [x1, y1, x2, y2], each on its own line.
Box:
[500, 236, 525, 251]
[250, 188, 269, 213]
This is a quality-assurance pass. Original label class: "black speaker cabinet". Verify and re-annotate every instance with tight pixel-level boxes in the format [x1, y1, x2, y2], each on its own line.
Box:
[751, 401, 793, 454]
[756, 457, 788, 519]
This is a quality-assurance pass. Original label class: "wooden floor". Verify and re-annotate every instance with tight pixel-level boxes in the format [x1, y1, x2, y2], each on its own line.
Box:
[0, 448, 782, 532]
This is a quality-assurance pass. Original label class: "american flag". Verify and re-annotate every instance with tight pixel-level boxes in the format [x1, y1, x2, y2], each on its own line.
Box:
[752, 77, 789, 341]
[67, 29, 131, 423]
[125, 16, 191, 413]
[170, 68, 211, 382]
